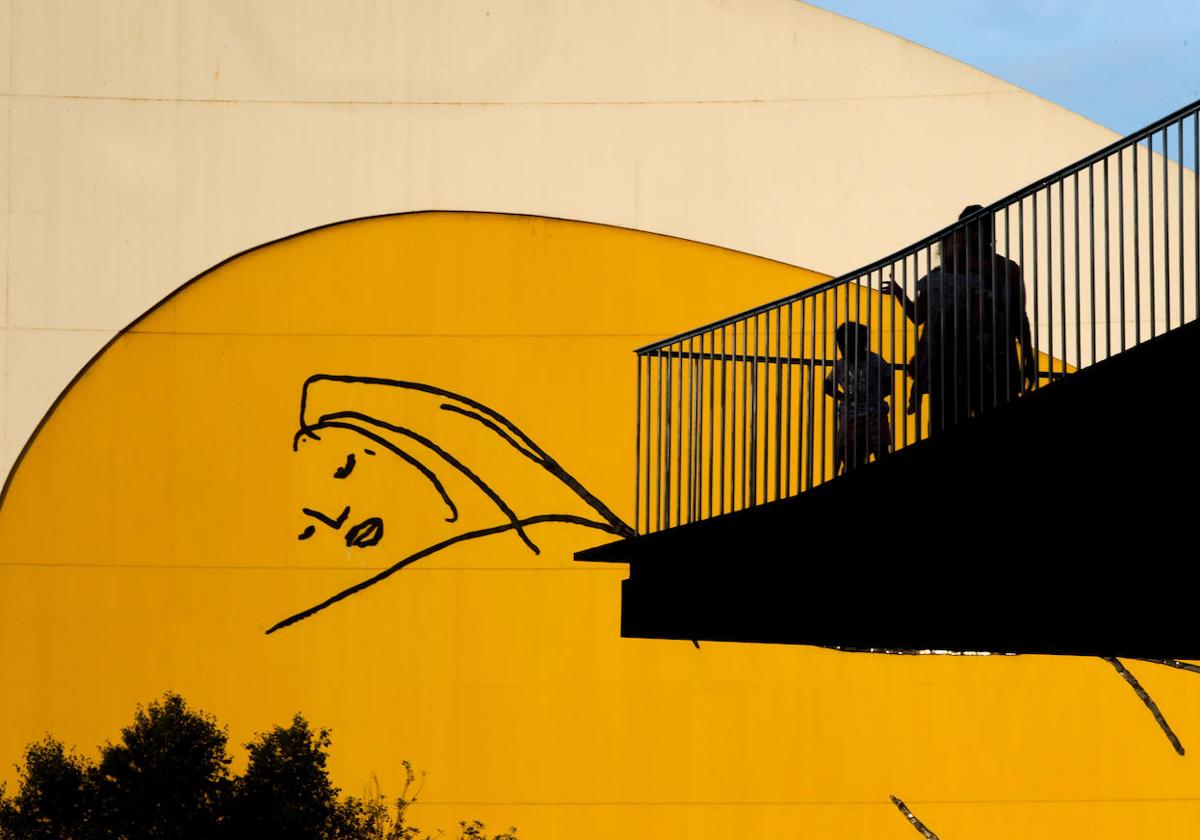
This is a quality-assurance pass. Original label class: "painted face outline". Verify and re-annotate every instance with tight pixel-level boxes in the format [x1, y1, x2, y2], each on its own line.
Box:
[295, 442, 385, 548]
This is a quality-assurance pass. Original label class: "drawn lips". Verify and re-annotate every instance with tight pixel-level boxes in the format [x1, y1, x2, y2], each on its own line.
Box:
[344, 517, 384, 548]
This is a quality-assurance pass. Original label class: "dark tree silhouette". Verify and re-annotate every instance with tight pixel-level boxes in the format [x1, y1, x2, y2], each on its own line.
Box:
[0, 737, 93, 839]
[91, 693, 232, 840]
[229, 714, 340, 839]
[0, 693, 517, 840]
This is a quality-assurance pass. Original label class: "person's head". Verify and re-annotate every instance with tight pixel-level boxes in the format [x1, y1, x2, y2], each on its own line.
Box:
[939, 204, 994, 266]
[958, 204, 995, 256]
[834, 321, 870, 357]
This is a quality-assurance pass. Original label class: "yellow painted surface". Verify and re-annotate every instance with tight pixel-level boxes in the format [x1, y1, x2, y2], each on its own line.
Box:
[1, 213, 1197, 838]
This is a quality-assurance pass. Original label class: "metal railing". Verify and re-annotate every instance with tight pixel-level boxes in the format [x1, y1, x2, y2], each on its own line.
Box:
[634, 98, 1200, 534]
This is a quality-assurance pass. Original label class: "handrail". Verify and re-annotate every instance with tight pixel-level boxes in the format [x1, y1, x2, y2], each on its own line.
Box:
[633, 97, 1200, 535]
[637, 96, 1200, 355]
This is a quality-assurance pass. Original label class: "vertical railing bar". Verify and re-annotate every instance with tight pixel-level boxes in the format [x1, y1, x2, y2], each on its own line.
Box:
[1088, 165, 1096, 368]
[1134, 141, 1141, 346]
[774, 306, 783, 502]
[1046, 186, 1055, 380]
[1032, 191, 1040, 389]
[749, 314, 759, 506]
[1162, 127, 1171, 332]
[1113, 147, 1123, 350]
[784, 304, 793, 499]
[684, 340, 691, 524]
[732, 321, 740, 511]
[1194, 112, 1199, 325]
[1003, 205, 1012, 401]
[706, 330, 714, 520]
[762, 311, 768, 502]
[951, 222, 961, 426]
[1073, 173, 1081, 369]
[876, 266, 885, 459]
[1152, 134, 1161, 337]
[691, 338, 698, 522]
[657, 348, 665, 532]
[979, 212, 989, 413]
[648, 350, 657, 528]
[846, 279, 855, 473]
[634, 354, 642, 534]
[675, 340, 683, 528]
[926, 242, 936, 432]
[1149, 133, 1157, 339]
[1178, 118, 1185, 330]
[971, 215, 980, 416]
[691, 336, 700, 525]
[924, 244, 933, 435]
[794, 300, 804, 494]
[955, 221, 964, 424]
[681, 338, 689, 525]
[730, 323, 737, 512]
[1103, 157, 1111, 360]
[1058, 179, 1067, 376]
[934, 240, 943, 429]
[991, 211, 999, 406]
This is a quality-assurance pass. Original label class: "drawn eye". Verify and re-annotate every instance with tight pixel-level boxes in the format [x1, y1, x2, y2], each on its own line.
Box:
[333, 453, 356, 479]
[344, 517, 384, 548]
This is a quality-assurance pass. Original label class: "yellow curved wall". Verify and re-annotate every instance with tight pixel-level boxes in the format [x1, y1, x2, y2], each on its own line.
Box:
[2, 212, 1197, 839]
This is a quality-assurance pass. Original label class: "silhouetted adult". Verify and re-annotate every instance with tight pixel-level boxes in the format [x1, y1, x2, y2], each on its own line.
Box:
[883, 205, 1036, 434]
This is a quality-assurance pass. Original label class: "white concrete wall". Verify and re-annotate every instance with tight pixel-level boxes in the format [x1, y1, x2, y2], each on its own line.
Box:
[0, 0, 1121, 482]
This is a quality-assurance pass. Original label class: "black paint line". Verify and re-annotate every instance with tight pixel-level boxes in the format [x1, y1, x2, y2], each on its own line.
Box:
[265, 514, 626, 634]
[1104, 657, 1185, 755]
[1, 209, 817, 517]
[1136, 658, 1200, 676]
[333, 452, 356, 479]
[438, 403, 545, 465]
[298, 375, 632, 536]
[344, 517, 384, 548]
[890, 796, 940, 840]
[297, 525, 316, 541]
[315, 411, 538, 553]
[300, 375, 553, 463]
[438, 402, 633, 538]
[293, 424, 458, 524]
[363, 448, 376, 456]
[301, 505, 351, 530]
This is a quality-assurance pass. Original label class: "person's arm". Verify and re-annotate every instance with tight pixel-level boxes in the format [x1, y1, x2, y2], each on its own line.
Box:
[880, 358, 898, 404]
[823, 373, 841, 401]
[882, 279, 922, 324]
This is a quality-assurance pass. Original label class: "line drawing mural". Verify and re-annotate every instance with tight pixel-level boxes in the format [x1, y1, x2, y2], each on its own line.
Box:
[269, 374, 634, 635]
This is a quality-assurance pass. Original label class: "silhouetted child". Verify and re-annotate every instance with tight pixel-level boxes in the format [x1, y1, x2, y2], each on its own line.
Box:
[823, 321, 896, 475]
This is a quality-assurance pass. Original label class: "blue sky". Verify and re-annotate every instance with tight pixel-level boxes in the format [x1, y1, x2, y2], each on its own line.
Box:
[809, 0, 1199, 136]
